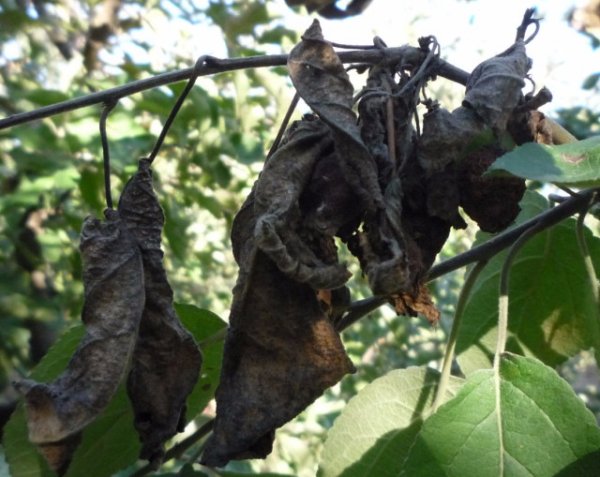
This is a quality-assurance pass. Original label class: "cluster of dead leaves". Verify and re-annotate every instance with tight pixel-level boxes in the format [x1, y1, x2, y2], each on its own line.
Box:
[14, 159, 202, 475]
[202, 18, 553, 467]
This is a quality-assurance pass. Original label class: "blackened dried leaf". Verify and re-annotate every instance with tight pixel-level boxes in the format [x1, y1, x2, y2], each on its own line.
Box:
[14, 209, 144, 474]
[464, 41, 531, 131]
[289, 26, 418, 298]
[254, 117, 350, 290]
[118, 158, 202, 464]
[288, 19, 383, 214]
[458, 144, 526, 233]
[418, 105, 486, 173]
[201, 186, 354, 467]
[300, 146, 363, 239]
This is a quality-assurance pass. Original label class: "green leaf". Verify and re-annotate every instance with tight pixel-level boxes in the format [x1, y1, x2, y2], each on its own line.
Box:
[4, 326, 84, 477]
[456, 191, 600, 375]
[174, 303, 227, 418]
[318, 367, 463, 477]
[487, 136, 600, 187]
[400, 354, 600, 477]
[0, 10, 32, 35]
[583, 72, 600, 90]
[23, 90, 71, 107]
[162, 198, 191, 261]
[65, 387, 140, 477]
[79, 165, 105, 215]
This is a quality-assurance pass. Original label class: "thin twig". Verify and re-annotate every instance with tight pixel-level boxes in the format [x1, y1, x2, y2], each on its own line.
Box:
[494, 220, 546, 368]
[515, 7, 540, 44]
[147, 56, 216, 163]
[266, 92, 300, 160]
[432, 260, 487, 412]
[338, 188, 599, 330]
[99, 100, 118, 209]
[0, 48, 469, 131]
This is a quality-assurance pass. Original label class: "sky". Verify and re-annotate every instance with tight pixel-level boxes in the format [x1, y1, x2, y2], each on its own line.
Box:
[277, 0, 600, 112]
[144, 0, 597, 114]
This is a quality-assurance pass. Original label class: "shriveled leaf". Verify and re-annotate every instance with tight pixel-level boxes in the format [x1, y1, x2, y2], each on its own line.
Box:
[201, 186, 354, 467]
[13, 210, 145, 474]
[119, 159, 202, 464]
[487, 136, 600, 187]
[288, 19, 382, 213]
[318, 367, 463, 477]
[400, 354, 600, 476]
[5, 305, 226, 477]
[456, 191, 600, 375]
[253, 117, 350, 290]
[464, 41, 530, 131]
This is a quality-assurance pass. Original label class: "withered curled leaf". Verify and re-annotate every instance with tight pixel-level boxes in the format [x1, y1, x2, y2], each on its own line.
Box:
[463, 40, 531, 131]
[417, 31, 533, 234]
[202, 163, 355, 467]
[458, 143, 527, 233]
[14, 209, 144, 475]
[118, 158, 202, 465]
[289, 21, 418, 299]
[254, 116, 351, 290]
[288, 19, 383, 214]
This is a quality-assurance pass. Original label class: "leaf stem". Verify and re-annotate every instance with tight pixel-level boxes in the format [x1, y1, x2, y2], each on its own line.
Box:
[131, 418, 215, 477]
[147, 56, 216, 164]
[576, 195, 599, 302]
[432, 260, 487, 412]
[266, 92, 300, 160]
[494, 221, 545, 369]
[99, 100, 117, 210]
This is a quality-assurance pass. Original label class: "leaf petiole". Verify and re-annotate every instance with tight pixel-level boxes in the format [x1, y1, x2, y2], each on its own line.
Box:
[432, 260, 487, 412]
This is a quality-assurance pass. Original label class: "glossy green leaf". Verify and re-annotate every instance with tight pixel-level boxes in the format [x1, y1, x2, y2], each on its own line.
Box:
[487, 136, 600, 186]
[400, 354, 600, 477]
[456, 191, 600, 375]
[318, 367, 463, 477]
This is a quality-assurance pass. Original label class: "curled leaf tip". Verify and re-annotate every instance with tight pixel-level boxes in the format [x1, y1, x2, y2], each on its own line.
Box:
[302, 18, 324, 41]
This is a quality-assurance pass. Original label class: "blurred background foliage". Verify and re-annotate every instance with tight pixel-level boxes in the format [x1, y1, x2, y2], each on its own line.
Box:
[0, 0, 599, 475]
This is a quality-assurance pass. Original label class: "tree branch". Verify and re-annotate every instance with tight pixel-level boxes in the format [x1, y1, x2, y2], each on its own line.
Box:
[0, 48, 468, 130]
[337, 188, 599, 331]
